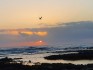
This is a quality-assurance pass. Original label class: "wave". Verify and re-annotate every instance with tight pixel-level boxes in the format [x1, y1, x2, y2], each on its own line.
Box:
[0, 46, 60, 55]
[0, 46, 93, 55]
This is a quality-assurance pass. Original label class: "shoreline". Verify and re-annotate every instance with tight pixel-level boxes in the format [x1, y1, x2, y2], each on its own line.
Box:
[0, 57, 93, 70]
[1, 49, 93, 70]
[44, 50, 93, 60]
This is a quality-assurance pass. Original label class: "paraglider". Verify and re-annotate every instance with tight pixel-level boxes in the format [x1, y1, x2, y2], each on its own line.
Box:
[39, 16, 42, 20]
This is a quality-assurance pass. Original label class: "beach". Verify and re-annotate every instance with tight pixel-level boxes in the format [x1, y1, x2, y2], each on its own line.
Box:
[0, 46, 93, 70]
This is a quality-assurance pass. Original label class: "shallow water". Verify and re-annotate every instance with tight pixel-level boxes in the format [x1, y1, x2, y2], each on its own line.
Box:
[0, 46, 93, 65]
[7, 53, 93, 65]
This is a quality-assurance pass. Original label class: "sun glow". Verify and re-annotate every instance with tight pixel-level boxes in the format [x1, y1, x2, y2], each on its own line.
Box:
[39, 41, 43, 43]
[34, 40, 46, 46]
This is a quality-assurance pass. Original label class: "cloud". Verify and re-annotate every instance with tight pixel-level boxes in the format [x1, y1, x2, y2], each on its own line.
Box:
[0, 29, 48, 36]
[32, 21, 93, 46]
[56, 21, 93, 28]
[34, 32, 47, 36]
[0, 21, 93, 47]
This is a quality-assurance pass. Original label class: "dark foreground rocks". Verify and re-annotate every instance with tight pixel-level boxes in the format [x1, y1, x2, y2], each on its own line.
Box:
[0, 57, 93, 70]
[44, 50, 93, 60]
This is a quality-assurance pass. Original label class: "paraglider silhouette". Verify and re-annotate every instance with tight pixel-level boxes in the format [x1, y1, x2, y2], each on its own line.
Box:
[39, 16, 42, 20]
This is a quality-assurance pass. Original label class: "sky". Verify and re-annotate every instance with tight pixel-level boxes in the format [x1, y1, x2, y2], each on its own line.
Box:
[0, 0, 93, 47]
[0, 0, 93, 29]
[0, 21, 93, 47]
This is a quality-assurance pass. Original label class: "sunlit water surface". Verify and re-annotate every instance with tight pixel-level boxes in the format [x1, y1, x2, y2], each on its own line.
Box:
[0, 47, 93, 65]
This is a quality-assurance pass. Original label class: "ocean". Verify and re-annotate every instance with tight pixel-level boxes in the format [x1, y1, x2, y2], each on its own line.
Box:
[0, 46, 93, 65]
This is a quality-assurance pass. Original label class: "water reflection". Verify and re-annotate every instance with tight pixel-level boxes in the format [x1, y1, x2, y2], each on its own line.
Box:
[5, 53, 93, 65]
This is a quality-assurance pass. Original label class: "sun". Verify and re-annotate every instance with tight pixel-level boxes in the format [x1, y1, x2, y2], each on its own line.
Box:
[39, 40, 43, 43]
[31, 40, 47, 46]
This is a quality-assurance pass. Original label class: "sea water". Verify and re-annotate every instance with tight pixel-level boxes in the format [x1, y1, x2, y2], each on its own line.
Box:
[0, 46, 93, 65]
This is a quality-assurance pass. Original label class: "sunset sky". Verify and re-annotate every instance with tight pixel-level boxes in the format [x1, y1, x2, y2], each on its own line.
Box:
[0, 0, 93, 29]
[0, 0, 93, 47]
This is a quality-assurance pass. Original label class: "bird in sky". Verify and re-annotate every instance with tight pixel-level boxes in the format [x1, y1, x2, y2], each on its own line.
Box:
[39, 17, 42, 20]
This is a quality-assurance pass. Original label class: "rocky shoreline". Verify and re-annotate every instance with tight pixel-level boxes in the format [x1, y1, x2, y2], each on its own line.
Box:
[0, 57, 93, 70]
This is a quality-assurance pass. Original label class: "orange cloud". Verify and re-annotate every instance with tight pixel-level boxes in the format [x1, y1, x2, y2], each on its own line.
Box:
[34, 32, 47, 36]
[20, 31, 33, 35]
[1, 29, 48, 36]
[7, 30, 19, 35]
